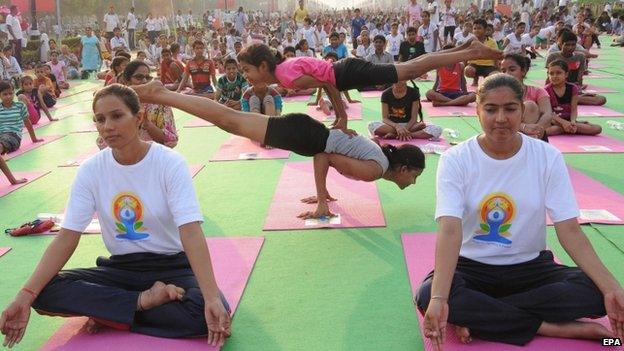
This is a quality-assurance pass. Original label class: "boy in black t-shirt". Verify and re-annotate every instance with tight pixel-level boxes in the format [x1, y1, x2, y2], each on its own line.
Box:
[399, 26, 426, 63]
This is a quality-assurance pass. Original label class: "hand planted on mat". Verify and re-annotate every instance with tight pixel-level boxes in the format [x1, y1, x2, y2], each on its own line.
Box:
[604, 289, 624, 338]
[205, 298, 231, 347]
[395, 126, 412, 141]
[331, 120, 358, 137]
[0, 293, 33, 348]
[423, 299, 448, 351]
[297, 202, 335, 220]
[300, 194, 337, 204]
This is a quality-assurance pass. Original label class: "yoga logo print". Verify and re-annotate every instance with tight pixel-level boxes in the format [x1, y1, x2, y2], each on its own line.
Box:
[112, 192, 150, 241]
[474, 192, 515, 246]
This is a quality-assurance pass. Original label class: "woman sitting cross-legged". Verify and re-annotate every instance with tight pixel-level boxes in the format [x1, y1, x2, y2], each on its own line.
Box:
[416, 73, 624, 348]
[0, 84, 231, 349]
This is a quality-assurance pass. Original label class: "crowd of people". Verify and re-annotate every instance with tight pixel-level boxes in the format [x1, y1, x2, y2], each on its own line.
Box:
[1, 0, 624, 350]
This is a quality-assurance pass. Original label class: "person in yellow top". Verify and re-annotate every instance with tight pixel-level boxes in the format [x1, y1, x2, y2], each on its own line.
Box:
[464, 19, 499, 86]
[293, 0, 308, 28]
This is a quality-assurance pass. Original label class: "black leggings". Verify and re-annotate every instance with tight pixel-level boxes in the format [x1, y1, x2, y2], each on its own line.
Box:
[264, 113, 330, 157]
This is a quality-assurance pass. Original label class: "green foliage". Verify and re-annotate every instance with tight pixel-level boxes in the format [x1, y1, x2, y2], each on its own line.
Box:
[25, 40, 41, 51]
[61, 36, 81, 51]
[22, 50, 40, 66]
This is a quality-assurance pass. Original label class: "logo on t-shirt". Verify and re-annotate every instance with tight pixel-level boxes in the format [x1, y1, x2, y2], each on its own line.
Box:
[112, 192, 150, 241]
[473, 192, 515, 247]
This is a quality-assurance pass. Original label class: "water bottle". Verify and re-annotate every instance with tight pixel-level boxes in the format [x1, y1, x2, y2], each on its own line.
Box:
[606, 120, 624, 131]
[443, 128, 460, 144]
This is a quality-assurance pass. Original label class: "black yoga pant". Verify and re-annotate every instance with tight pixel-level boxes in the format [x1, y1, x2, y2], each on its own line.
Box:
[264, 113, 330, 157]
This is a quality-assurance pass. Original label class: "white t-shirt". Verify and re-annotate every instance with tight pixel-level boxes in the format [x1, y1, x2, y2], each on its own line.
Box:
[103, 13, 120, 32]
[145, 18, 157, 31]
[427, 1, 440, 26]
[504, 33, 525, 54]
[298, 26, 317, 48]
[127, 13, 137, 29]
[418, 23, 438, 53]
[558, 0, 569, 7]
[110, 36, 127, 50]
[6, 14, 22, 40]
[441, 6, 457, 27]
[386, 33, 403, 56]
[62, 143, 203, 256]
[521, 33, 535, 48]
[176, 14, 186, 28]
[435, 134, 579, 265]
[537, 25, 556, 40]
[454, 31, 474, 46]
[355, 44, 374, 58]
[282, 38, 297, 49]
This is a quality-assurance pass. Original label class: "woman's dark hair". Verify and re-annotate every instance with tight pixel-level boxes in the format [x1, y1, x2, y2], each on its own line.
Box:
[237, 43, 285, 73]
[111, 56, 129, 74]
[283, 46, 296, 55]
[548, 59, 569, 72]
[503, 53, 531, 72]
[123, 60, 150, 82]
[381, 144, 425, 171]
[476, 73, 524, 104]
[93, 83, 141, 115]
[0, 80, 13, 93]
[115, 50, 132, 59]
[473, 18, 488, 28]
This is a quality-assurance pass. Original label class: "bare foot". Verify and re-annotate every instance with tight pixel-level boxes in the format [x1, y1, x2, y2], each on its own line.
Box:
[82, 318, 102, 334]
[138, 281, 185, 311]
[455, 326, 472, 344]
[469, 39, 503, 60]
[432, 101, 445, 107]
[538, 320, 614, 340]
[10, 178, 28, 185]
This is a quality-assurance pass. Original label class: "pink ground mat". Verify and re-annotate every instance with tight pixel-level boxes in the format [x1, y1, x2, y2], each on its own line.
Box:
[263, 161, 386, 231]
[24, 113, 74, 132]
[375, 137, 451, 153]
[588, 63, 608, 69]
[549, 134, 624, 153]
[360, 90, 383, 98]
[421, 102, 477, 117]
[58, 147, 100, 167]
[307, 102, 363, 121]
[39, 236, 264, 351]
[0, 171, 50, 198]
[0, 247, 11, 258]
[585, 73, 613, 79]
[183, 118, 214, 128]
[210, 136, 290, 161]
[5, 135, 65, 160]
[583, 85, 617, 94]
[577, 105, 624, 117]
[401, 233, 616, 351]
[282, 94, 313, 102]
[189, 164, 205, 178]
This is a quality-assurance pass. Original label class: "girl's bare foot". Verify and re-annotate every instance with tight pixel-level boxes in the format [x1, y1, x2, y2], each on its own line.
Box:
[138, 281, 185, 311]
[538, 320, 614, 340]
[455, 326, 472, 344]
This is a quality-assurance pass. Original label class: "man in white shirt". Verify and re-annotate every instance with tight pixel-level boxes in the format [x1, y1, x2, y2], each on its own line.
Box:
[176, 10, 186, 30]
[386, 22, 403, 61]
[110, 27, 128, 51]
[5, 5, 23, 66]
[186, 9, 194, 28]
[418, 11, 439, 53]
[126, 7, 137, 50]
[103, 6, 120, 40]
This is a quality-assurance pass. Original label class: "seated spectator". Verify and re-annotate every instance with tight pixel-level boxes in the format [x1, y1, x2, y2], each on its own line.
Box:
[426, 45, 475, 107]
[399, 26, 425, 62]
[323, 32, 348, 59]
[464, 19, 499, 86]
[177, 40, 217, 98]
[369, 81, 442, 140]
[2, 46, 21, 85]
[47, 51, 70, 90]
[33, 65, 59, 106]
[109, 27, 128, 51]
[17, 76, 57, 123]
[545, 60, 601, 136]
[159, 48, 184, 91]
[295, 39, 315, 57]
[104, 56, 129, 86]
[352, 30, 373, 58]
[241, 82, 283, 116]
[215, 58, 247, 111]
[58, 45, 80, 80]
[366, 35, 394, 64]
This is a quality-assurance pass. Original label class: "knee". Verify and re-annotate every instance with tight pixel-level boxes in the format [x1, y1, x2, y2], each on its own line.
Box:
[590, 124, 602, 135]
[523, 101, 540, 123]
[415, 277, 433, 313]
[597, 95, 607, 106]
[425, 89, 436, 101]
[466, 92, 477, 103]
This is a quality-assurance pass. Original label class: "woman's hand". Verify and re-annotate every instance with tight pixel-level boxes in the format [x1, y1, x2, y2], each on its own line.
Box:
[0, 292, 34, 349]
[300, 194, 337, 204]
[522, 123, 544, 138]
[604, 289, 624, 338]
[204, 297, 231, 347]
[423, 299, 449, 351]
[297, 201, 335, 220]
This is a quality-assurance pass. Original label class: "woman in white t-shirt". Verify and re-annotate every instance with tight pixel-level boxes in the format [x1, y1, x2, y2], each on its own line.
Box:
[416, 74, 624, 347]
[0, 84, 231, 347]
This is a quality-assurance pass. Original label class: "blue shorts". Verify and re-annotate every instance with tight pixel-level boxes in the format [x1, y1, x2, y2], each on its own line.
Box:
[193, 85, 214, 94]
[441, 91, 468, 100]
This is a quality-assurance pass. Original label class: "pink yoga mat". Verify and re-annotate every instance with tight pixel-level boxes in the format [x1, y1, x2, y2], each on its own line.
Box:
[376, 137, 451, 153]
[549, 134, 624, 153]
[0, 171, 50, 198]
[263, 161, 386, 231]
[588, 63, 608, 69]
[184, 118, 214, 128]
[584, 85, 617, 94]
[577, 105, 624, 117]
[5, 135, 65, 160]
[401, 233, 615, 350]
[307, 103, 363, 121]
[421, 102, 477, 117]
[0, 247, 11, 257]
[40, 236, 264, 351]
[24, 114, 69, 132]
[585, 73, 612, 79]
[360, 90, 383, 98]
[189, 164, 205, 178]
[282, 95, 313, 102]
[59, 147, 100, 167]
[210, 136, 290, 162]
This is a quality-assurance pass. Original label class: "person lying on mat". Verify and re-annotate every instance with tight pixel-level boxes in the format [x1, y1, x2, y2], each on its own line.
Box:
[369, 80, 442, 141]
[425, 45, 476, 107]
[416, 73, 624, 350]
[0, 81, 43, 186]
[96, 60, 179, 150]
[0, 84, 231, 349]
[132, 80, 426, 220]
[236, 39, 502, 133]
[500, 54, 552, 140]
[544, 60, 602, 137]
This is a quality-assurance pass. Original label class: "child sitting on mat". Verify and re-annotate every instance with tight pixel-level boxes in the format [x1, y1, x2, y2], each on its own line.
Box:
[425, 45, 476, 107]
[17, 76, 57, 124]
[545, 60, 601, 136]
[307, 52, 360, 115]
[0, 81, 43, 185]
[241, 82, 283, 116]
[215, 58, 248, 111]
[369, 81, 442, 141]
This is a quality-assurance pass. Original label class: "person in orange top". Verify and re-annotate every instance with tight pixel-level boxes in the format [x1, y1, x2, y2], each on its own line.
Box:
[176, 40, 217, 98]
[159, 48, 184, 91]
[426, 44, 476, 107]
[33, 64, 58, 107]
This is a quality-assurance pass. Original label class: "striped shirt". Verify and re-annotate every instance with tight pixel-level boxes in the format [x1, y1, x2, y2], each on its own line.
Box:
[0, 101, 27, 135]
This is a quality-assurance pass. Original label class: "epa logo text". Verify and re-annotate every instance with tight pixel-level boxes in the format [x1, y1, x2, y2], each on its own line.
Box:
[602, 338, 622, 346]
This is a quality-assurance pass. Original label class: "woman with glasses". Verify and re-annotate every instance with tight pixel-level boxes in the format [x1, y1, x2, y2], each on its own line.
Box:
[96, 60, 178, 149]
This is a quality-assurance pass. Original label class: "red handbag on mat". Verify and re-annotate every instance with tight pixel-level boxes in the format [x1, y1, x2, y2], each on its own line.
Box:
[5, 219, 55, 237]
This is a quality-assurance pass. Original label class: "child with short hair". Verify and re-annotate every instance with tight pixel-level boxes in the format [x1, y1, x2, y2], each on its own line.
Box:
[465, 19, 500, 86]
[545, 60, 601, 136]
[0, 81, 42, 185]
[241, 82, 283, 116]
[47, 50, 70, 90]
[215, 58, 247, 110]
[17, 75, 57, 124]
[33, 64, 59, 103]
[426, 45, 476, 106]
[2, 46, 21, 86]
[104, 56, 129, 86]
[177, 40, 218, 98]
